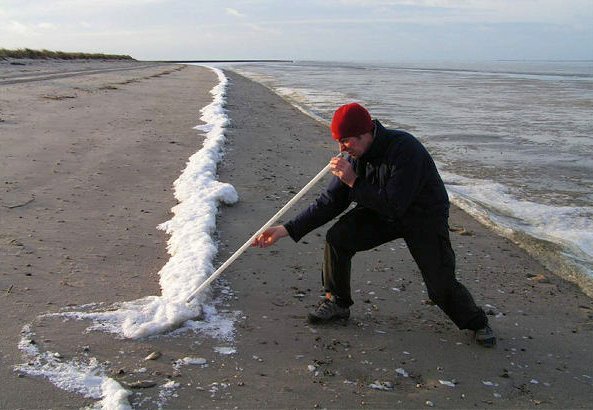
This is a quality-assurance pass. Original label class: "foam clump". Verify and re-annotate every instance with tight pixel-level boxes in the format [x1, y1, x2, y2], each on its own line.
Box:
[97, 378, 132, 410]
[16, 326, 131, 409]
[14, 66, 237, 409]
[62, 66, 237, 339]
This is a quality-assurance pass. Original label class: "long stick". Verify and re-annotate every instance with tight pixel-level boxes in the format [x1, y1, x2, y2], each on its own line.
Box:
[186, 160, 334, 304]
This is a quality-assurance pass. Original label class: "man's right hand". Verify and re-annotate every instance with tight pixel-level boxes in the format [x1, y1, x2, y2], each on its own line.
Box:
[252, 225, 289, 248]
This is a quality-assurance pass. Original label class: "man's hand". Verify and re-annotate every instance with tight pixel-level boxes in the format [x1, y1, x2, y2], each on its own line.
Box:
[330, 156, 357, 188]
[252, 225, 289, 248]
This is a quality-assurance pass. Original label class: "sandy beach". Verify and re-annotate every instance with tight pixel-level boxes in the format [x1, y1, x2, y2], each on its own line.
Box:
[1, 61, 593, 408]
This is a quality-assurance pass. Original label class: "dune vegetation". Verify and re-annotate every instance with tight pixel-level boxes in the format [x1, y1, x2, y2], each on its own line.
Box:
[0, 48, 134, 60]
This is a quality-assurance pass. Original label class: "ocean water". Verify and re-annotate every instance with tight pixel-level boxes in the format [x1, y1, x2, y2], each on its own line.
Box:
[228, 60, 593, 295]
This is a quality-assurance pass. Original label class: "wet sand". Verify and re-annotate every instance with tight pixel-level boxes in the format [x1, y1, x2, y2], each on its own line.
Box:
[0, 61, 217, 407]
[1, 61, 592, 408]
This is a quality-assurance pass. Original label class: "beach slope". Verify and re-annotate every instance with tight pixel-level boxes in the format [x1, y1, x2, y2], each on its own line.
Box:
[198, 71, 593, 408]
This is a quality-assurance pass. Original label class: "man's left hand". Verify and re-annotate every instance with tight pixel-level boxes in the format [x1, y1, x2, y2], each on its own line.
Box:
[330, 156, 357, 188]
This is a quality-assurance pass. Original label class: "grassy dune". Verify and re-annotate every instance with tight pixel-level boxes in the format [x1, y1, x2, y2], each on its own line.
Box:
[0, 48, 134, 60]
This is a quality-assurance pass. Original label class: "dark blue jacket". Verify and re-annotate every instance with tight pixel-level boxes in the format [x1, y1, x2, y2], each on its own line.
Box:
[284, 120, 449, 242]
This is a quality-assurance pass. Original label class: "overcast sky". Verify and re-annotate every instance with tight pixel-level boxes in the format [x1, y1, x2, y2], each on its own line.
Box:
[1, 0, 591, 61]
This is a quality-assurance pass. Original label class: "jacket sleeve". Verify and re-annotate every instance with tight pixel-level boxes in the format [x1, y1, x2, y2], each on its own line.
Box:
[349, 139, 426, 219]
[284, 175, 352, 242]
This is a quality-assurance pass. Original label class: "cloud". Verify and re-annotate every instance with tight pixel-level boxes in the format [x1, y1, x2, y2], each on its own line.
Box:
[331, 0, 593, 25]
[1, 19, 68, 38]
[6, 20, 29, 35]
[0, 0, 590, 60]
[247, 23, 279, 34]
[37, 22, 58, 30]
[225, 7, 245, 18]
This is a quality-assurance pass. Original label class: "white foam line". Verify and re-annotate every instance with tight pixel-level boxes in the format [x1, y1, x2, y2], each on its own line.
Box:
[15, 324, 132, 409]
[443, 171, 593, 262]
[56, 65, 238, 339]
[14, 66, 239, 409]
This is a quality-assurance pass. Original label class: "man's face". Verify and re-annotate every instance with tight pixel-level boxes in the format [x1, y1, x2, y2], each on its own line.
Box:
[338, 132, 373, 158]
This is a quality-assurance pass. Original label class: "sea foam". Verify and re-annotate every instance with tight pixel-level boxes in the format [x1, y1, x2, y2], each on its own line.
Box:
[57, 66, 238, 338]
[15, 66, 238, 409]
[443, 171, 593, 290]
[16, 324, 131, 409]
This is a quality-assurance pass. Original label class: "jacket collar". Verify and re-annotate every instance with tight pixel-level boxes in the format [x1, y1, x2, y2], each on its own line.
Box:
[359, 119, 390, 160]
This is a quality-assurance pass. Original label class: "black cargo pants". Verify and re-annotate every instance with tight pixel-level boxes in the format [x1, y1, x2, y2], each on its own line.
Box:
[323, 206, 487, 331]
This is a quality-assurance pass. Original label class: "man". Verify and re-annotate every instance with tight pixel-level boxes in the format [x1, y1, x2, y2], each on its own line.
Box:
[252, 103, 496, 347]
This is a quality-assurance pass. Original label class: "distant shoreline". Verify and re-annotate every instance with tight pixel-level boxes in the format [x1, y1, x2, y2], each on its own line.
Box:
[496, 59, 593, 63]
[160, 59, 293, 63]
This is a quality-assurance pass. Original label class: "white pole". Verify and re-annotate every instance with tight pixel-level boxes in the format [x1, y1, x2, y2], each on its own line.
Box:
[186, 160, 335, 304]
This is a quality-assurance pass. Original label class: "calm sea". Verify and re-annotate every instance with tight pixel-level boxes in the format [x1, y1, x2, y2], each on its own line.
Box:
[226, 60, 593, 295]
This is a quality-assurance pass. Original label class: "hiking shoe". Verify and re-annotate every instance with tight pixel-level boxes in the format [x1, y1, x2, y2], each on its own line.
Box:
[475, 325, 496, 347]
[308, 298, 350, 324]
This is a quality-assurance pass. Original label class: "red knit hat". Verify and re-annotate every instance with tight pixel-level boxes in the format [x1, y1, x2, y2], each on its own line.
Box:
[330, 103, 373, 141]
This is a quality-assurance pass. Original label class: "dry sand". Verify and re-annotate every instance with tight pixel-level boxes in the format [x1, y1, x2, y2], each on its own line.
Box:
[1, 61, 592, 409]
